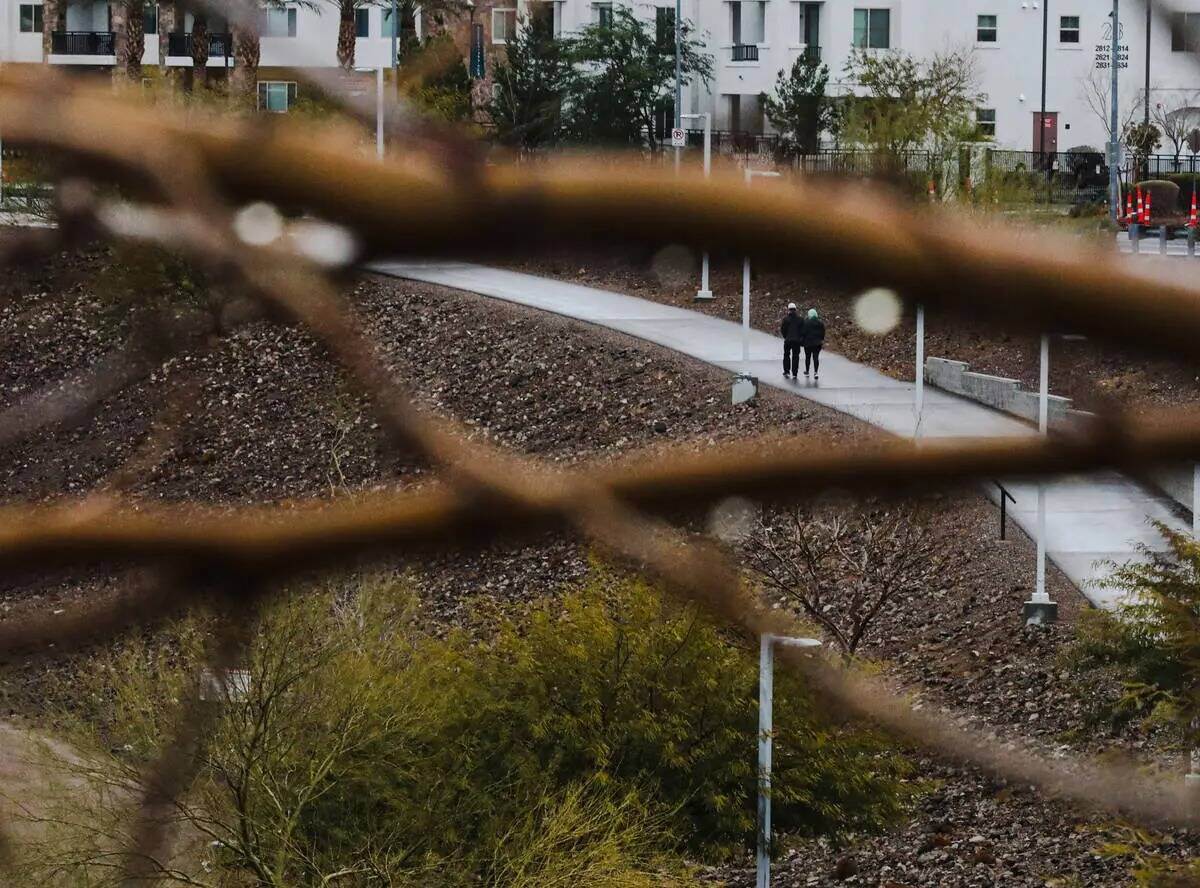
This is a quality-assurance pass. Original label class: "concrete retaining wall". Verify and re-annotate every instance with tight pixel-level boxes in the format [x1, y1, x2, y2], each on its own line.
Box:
[925, 356, 1195, 517]
[924, 357, 1074, 429]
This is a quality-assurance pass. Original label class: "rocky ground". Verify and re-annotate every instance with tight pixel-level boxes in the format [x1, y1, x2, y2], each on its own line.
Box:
[0, 241, 1194, 885]
[510, 246, 1200, 417]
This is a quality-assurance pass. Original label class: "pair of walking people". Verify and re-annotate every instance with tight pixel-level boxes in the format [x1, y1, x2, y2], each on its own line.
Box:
[780, 302, 825, 380]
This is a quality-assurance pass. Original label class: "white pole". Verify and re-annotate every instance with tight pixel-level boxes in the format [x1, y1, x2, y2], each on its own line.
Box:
[1194, 463, 1199, 539]
[376, 66, 385, 161]
[742, 256, 751, 363]
[914, 305, 925, 438]
[683, 111, 713, 300]
[1035, 333, 1050, 605]
[700, 113, 712, 298]
[743, 166, 752, 363]
[1038, 333, 1049, 435]
[756, 635, 773, 888]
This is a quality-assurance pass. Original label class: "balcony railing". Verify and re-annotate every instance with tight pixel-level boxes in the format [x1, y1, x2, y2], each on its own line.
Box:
[50, 31, 116, 55]
[167, 32, 232, 57]
[731, 44, 759, 62]
[801, 44, 821, 62]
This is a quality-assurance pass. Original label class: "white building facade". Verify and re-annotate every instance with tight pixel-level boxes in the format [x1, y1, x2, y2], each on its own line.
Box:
[3, 0, 1200, 150]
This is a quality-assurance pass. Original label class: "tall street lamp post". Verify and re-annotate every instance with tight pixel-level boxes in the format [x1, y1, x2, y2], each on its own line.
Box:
[742, 168, 781, 363]
[1039, 0, 1049, 203]
[681, 111, 713, 300]
[1109, 0, 1122, 223]
[757, 634, 821, 888]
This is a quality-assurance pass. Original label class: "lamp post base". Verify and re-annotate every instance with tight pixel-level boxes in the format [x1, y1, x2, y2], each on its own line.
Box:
[694, 290, 714, 301]
[1023, 598, 1058, 625]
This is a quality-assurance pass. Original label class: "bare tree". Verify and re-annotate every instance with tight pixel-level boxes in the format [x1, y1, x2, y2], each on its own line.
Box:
[1151, 93, 1200, 170]
[743, 503, 941, 659]
[1080, 67, 1140, 148]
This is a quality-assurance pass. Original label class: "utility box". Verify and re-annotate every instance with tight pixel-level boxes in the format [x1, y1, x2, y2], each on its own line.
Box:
[732, 373, 758, 405]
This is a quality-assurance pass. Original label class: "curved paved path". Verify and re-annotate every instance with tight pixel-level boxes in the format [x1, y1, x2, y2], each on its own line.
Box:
[371, 260, 1188, 608]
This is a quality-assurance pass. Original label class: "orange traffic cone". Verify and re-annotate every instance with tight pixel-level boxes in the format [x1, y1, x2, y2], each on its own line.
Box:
[927, 180, 936, 202]
[1125, 190, 1134, 224]
[1189, 190, 1198, 229]
[1136, 187, 1145, 224]
[1146, 190, 1153, 224]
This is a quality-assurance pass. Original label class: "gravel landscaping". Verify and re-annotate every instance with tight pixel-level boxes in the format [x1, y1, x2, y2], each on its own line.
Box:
[0, 241, 1194, 885]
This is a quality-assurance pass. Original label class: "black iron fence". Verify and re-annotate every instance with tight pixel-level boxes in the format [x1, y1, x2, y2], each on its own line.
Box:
[730, 44, 759, 62]
[986, 148, 1110, 204]
[167, 32, 232, 58]
[50, 31, 116, 55]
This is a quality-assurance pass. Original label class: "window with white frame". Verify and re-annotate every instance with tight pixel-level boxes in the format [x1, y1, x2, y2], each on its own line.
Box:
[655, 6, 675, 46]
[355, 8, 369, 37]
[976, 107, 996, 137]
[19, 3, 43, 32]
[492, 8, 516, 43]
[976, 14, 996, 43]
[263, 7, 297, 37]
[730, 1, 765, 44]
[595, 2, 613, 27]
[852, 8, 889, 49]
[143, 4, 157, 34]
[1059, 15, 1079, 43]
[258, 81, 297, 112]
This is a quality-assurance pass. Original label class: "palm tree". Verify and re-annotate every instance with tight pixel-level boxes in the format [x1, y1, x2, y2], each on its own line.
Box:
[230, 25, 261, 105]
[190, 11, 210, 90]
[41, 0, 61, 60]
[113, 0, 146, 81]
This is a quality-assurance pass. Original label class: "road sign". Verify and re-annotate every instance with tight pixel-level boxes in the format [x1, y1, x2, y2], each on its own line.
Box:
[670, 128, 686, 148]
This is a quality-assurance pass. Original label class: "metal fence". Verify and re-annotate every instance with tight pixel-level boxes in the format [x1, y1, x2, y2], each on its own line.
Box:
[5, 65, 1200, 881]
[986, 148, 1111, 204]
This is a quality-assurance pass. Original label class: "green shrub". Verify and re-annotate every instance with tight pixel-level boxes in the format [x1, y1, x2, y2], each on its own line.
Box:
[20, 567, 912, 885]
[1060, 523, 1200, 744]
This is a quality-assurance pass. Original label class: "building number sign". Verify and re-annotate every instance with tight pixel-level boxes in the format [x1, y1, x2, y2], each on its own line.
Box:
[1094, 19, 1129, 69]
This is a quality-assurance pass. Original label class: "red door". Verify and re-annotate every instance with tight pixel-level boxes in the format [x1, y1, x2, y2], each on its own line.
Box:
[1032, 112, 1058, 154]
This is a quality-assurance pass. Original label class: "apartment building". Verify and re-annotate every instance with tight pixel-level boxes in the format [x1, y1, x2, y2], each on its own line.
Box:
[4, 0, 1200, 150]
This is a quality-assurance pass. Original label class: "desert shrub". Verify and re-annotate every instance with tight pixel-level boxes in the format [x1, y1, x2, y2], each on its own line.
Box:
[19, 567, 912, 885]
[1060, 523, 1200, 744]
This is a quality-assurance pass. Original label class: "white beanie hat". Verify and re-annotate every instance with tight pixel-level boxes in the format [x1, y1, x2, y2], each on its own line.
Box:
[787, 302, 797, 310]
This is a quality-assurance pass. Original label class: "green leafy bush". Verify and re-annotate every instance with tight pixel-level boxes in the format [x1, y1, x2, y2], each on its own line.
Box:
[1060, 523, 1200, 744]
[21, 567, 911, 884]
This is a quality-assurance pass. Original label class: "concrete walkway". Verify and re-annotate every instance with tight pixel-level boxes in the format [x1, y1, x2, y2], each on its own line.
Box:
[371, 260, 1189, 608]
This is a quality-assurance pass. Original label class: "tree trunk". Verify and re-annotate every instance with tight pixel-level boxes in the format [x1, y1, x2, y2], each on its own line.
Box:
[41, 0, 61, 59]
[191, 15, 210, 91]
[230, 27, 260, 107]
[337, 9, 356, 71]
[123, 0, 146, 81]
[158, 0, 180, 93]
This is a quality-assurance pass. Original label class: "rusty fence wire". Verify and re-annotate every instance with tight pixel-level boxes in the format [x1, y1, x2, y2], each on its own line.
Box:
[3, 63, 1200, 881]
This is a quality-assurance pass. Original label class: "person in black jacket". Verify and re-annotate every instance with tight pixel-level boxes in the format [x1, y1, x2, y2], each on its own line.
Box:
[779, 303, 804, 378]
[802, 308, 826, 379]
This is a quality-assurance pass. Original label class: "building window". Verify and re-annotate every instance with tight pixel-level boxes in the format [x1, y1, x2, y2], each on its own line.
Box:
[976, 14, 996, 43]
[257, 81, 297, 112]
[852, 8, 889, 49]
[19, 3, 43, 32]
[142, 4, 157, 34]
[655, 6, 675, 46]
[381, 7, 401, 37]
[976, 108, 996, 137]
[1059, 15, 1079, 43]
[355, 8, 369, 37]
[263, 7, 297, 37]
[492, 8, 516, 43]
[595, 2, 613, 27]
[731, 1, 765, 44]
[1172, 12, 1200, 52]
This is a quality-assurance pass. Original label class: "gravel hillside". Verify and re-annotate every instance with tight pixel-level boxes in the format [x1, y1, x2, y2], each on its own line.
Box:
[0, 242, 1191, 885]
